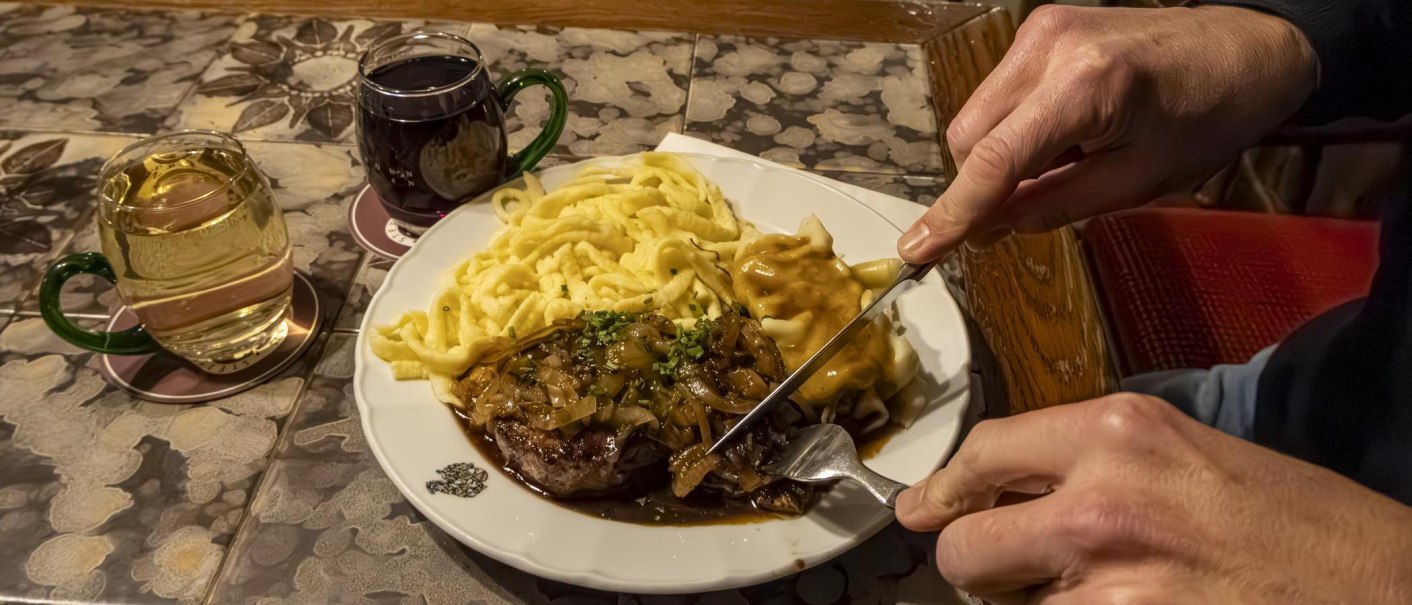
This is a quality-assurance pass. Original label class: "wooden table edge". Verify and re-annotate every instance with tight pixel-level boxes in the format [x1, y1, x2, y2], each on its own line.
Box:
[42, 0, 993, 44]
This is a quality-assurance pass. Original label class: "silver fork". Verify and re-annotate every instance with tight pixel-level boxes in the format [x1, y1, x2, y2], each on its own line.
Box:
[762, 424, 909, 508]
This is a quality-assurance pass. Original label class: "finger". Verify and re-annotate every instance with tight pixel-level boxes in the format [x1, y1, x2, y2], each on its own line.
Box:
[934, 493, 1071, 596]
[898, 85, 1105, 263]
[976, 592, 1030, 605]
[1027, 569, 1204, 605]
[895, 406, 1086, 531]
[1041, 146, 1085, 173]
[994, 152, 1154, 233]
[958, 145, 1085, 250]
[947, 44, 1043, 169]
[949, 7, 1078, 168]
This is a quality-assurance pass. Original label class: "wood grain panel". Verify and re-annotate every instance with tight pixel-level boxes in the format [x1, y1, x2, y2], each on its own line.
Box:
[923, 7, 1012, 176]
[924, 8, 1119, 415]
[963, 230, 1118, 413]
[47, 0, 989, 43]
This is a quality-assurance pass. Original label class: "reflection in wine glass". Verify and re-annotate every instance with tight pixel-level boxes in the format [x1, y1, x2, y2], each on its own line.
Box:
[420, 119, 501, 202]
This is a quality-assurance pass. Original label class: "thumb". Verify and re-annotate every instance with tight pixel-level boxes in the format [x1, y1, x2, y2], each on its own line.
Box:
[898, 86, 1102, 262]
[897, 138, 1021, 263]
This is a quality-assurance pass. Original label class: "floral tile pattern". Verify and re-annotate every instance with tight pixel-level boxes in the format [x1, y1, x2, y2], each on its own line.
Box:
[686, 37, 943, 175]
[15, 219, 120, 331]
[204, 335, 547, 604]
[0, 317, 322, 604]
[466, 25, 694, 158]
[207, 334, 967, 604]
[0, 5, 240, 134]
[332, 254, 392, 332]
[0, 130, 136, 314]
[1, 2, 976, 602]
[166, 15, 472, 144]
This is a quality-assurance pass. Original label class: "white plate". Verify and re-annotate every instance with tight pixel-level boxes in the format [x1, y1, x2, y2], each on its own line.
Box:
[354, 153, 970, 594]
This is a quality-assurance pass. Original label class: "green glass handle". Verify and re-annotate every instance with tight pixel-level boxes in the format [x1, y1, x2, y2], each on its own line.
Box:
[496, 68, 568, 179]
[39, 252, 158, 355]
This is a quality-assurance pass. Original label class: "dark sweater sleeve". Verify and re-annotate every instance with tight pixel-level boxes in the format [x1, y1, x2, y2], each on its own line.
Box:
[1202, 0, 1412, 125]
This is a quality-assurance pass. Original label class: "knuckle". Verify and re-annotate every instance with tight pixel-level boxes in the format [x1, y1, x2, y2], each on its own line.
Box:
[919, 199, 967, 237]
[1105, 57, 1136, 92]
[1092, 588, 1147, 605]
[1090, 393, 1171, 445]
[950, 419, 999, 470]
[921, 468, 963, 511]
[1065, 42, 1136, 95]
[1069, 43, 1119, 79]
[1022, 4, 1076, 37]
[964, 135, 1018, 182]
[945, 121, 972, 155]
[959, 419, 999, 454]
[1059, 488, 1140, 554]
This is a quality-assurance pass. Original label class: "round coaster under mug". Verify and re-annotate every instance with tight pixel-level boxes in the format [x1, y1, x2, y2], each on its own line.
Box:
[99, 272, 322, 404]
[348, 184, 415, 260]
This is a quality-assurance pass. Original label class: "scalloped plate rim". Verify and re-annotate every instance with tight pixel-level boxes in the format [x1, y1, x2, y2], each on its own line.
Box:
[354, 152, 970, 593]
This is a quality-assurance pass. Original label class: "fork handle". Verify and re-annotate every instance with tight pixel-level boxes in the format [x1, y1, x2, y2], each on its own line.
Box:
[856, 466, 909, 508]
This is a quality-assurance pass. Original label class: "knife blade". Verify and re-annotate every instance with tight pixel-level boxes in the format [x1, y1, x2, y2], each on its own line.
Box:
[706, 258, 939, 455]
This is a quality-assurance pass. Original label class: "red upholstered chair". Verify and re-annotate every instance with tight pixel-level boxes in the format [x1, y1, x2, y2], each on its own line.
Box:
[1082, 208, 1380, 375]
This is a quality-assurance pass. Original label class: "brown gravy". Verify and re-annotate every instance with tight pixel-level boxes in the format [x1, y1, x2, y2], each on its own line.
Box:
[455, 408, 901, 526]
[731, 232, 893, 405]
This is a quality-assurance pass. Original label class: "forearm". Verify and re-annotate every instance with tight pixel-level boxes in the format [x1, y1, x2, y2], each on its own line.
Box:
[1203, 0, 1412, 124]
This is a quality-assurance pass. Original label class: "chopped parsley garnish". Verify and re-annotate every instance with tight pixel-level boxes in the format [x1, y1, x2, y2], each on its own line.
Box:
[509, 357, 537, 379]
[508, 327, 516, 339]
[653, 320, 712, 376]
[589, 384, 607, 397]
[643, 296, 653, 306]
[577, 310, 636, 349]
[669, 268, 678, 275]
[560, 284, 569, 293]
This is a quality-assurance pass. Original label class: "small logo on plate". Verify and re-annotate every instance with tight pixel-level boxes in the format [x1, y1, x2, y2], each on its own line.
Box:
[426, 462, 489, 498]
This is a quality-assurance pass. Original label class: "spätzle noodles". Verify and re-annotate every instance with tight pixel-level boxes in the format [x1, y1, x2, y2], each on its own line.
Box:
[372, 153, 757, 406]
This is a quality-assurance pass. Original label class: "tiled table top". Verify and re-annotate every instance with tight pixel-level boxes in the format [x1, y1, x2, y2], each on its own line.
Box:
[0, 3, 963, 603]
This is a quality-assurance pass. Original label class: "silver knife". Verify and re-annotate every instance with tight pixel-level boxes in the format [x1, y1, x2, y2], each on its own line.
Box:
[706, 259, 939, 455]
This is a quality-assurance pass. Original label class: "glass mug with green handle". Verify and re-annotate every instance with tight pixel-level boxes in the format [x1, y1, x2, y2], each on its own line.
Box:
[40, 130, 295, 374]
[356, 30, 569, 236]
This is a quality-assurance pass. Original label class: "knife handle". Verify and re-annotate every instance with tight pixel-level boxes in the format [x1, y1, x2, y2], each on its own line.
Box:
[896, 259, 940, 285]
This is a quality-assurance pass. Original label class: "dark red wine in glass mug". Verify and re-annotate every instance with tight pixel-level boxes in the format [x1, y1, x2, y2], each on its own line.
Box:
[356, 32, 567, 235]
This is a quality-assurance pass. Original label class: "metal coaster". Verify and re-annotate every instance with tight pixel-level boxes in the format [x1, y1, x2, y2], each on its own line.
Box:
[348, 184, 415, 260]
[98, 272, 322, 404]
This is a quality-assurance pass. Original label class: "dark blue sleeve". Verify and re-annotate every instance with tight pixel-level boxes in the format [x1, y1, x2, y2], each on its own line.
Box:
[1203, 0, 1412, 125]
